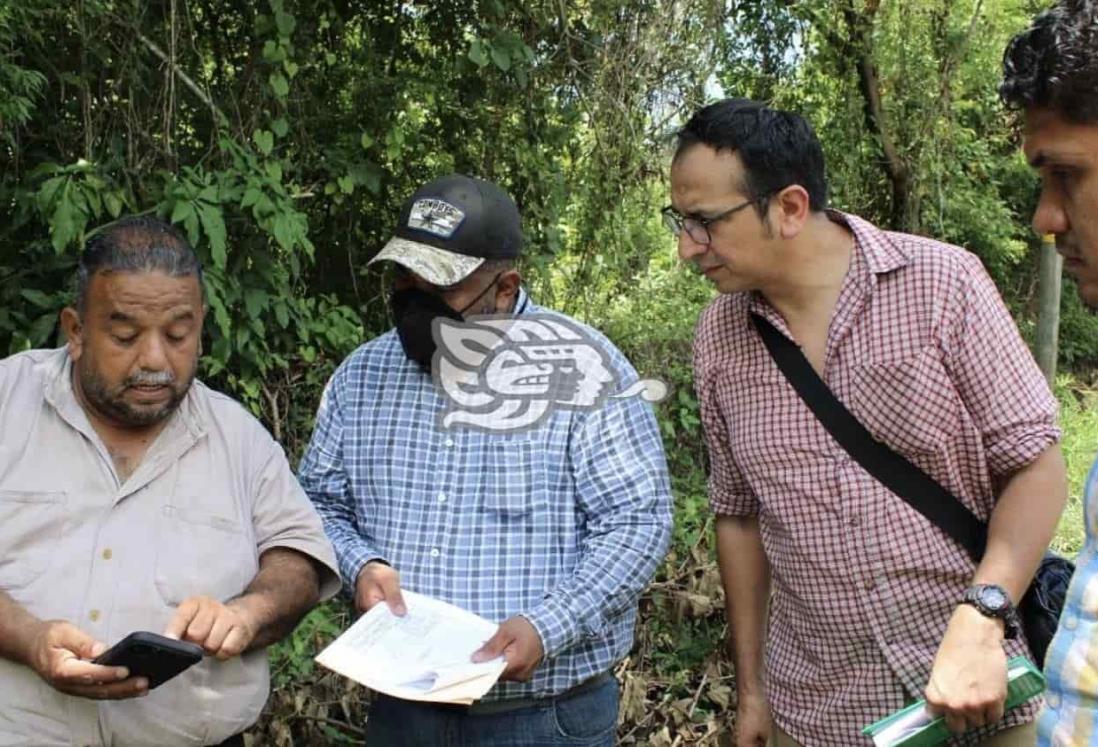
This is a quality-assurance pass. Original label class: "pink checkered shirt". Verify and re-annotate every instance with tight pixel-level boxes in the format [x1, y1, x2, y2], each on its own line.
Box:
[694, 212, 1060, 745]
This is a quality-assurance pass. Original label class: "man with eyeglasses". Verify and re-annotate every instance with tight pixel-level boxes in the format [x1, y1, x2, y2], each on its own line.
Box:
[670, 99, 1066, 746]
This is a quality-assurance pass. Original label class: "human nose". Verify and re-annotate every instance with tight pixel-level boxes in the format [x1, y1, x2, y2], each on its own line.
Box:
[1032, 184, 1069, 237]
[137, 333, 169, 372]
[677, 230, 708, 262]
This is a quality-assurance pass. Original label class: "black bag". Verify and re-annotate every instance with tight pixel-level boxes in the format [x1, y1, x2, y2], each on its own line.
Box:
[751, 313, 1073, 666]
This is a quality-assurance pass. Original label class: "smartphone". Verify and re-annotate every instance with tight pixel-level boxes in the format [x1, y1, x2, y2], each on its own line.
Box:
[92, 631, 204, 689]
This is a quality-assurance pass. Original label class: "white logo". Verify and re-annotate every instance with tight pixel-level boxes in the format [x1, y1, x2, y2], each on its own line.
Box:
[407, 199, 465, 238]
[432, 313, 668, 432]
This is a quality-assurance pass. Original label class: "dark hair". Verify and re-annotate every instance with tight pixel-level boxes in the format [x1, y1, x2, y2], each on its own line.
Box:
[674, 98, 829, 213]
[76, 215, 204, 311]
[1001, 0, 1098, 122]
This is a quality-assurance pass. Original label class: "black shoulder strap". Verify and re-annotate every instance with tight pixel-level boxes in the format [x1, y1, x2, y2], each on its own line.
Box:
[750, 313, 988, 561]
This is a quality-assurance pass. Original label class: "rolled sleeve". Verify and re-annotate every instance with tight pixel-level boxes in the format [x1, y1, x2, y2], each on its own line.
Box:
[298, 372, 387, 592]
[944, 255, 1061, 479]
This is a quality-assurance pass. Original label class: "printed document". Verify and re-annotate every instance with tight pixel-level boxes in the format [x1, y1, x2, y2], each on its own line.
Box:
[315, 590, 506, 704]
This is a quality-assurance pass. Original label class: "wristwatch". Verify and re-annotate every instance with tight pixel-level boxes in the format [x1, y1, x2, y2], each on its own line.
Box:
[961, 584, 1020, 640]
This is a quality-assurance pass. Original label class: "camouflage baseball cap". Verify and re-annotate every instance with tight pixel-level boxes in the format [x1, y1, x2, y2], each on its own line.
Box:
[370, 174, 523, 287]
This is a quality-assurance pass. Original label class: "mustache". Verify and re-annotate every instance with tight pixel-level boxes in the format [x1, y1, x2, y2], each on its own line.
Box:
[126, 370, 176, 387]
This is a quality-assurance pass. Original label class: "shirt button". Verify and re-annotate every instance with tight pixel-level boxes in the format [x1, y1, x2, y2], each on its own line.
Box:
[445, 438, 454, 447]
[438, 492, 447, 503]
[864, 578, 876, 591]
[849, 514, 861, 527]
[101, 548, 113, 561]
[1064, 615, 1078, 630]
[89, 610, 100, 622]
[430, 548, 440, 558]
[1047, 692, 1061, 709]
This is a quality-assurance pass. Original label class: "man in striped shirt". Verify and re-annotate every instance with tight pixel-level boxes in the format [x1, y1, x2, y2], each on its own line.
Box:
[670, 99, 1068, 745]
[1002, 2, 1098, 744]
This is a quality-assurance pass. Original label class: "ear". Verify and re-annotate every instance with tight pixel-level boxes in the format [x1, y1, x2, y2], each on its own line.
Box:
[773, 185, 812, 240]
[493, 269, 522, 313]
[60, 307, 84, 361]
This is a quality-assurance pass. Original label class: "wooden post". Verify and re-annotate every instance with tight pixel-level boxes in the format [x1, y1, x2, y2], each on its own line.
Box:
[1035, 233, 1063, 386]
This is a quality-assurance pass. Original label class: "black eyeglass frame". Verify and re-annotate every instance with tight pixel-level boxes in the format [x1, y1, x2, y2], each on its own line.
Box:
[661, 193, 772, 245]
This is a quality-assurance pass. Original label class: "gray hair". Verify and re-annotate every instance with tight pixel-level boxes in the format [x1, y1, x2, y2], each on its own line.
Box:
[76, 215, 204, 311]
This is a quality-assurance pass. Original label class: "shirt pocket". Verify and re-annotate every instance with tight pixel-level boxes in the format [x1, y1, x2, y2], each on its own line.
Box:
[154, 505, 258, 607]
[849, 345, 960, 457]
[480, 439, 546, 518]
[0, 490, 66, 589]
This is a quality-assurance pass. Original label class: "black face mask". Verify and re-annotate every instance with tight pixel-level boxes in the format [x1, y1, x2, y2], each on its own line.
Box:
[391, 274, 501, 368]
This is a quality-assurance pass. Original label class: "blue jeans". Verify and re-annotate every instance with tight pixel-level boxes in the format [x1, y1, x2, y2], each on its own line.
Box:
[363, 676, 619, 746]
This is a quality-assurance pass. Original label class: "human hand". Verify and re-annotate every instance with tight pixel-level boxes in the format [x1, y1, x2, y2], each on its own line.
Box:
[354, 561, 406, 616]
[164, 595, 257, 660]
[471, 615, 544, 682]
[734, 688, 773, 747]
[925, 604, 1009, 733]
[27, 620, 148, 700]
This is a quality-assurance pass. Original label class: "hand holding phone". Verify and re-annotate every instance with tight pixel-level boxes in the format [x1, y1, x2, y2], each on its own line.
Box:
[93, 631, 203, 689]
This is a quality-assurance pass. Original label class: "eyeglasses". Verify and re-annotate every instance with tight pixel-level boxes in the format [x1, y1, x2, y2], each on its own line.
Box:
[661, 196, 766, 245]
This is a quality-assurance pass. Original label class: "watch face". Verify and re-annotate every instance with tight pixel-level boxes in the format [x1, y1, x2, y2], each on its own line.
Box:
[980, 586, 1008, 611]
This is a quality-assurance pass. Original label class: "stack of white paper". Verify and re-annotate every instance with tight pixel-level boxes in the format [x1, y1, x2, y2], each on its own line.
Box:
[316, 591, 507, 704]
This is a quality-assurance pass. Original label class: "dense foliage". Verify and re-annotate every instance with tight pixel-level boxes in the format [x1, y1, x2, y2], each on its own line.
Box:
[2, 0, 1090, 742]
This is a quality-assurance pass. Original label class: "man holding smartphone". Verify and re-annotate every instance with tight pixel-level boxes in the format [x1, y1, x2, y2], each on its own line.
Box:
[0, 216, 340, 746]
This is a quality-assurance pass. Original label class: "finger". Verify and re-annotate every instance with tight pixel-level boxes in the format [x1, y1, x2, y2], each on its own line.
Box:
[203, 612, 235, 655]
[51, 624, 104, 661]
[472, 629, 511, 663]
[986, 698, 1005, 725]
[164, 598, 200, 640]
[185, 602, 219, 647]
[215, 626, 250, 661]
[378, 574, 406, 616]
[53, 656, 129, 685]
[61, 676, 150, 700]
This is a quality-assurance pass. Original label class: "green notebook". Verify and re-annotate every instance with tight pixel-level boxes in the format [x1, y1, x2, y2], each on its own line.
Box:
[861, 657, 1046, 747]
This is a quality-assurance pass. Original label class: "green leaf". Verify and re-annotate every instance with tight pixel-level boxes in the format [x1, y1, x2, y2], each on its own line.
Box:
[197, 185, 218, 204]
[271, 118, 289, 138]
[20, 289, 53, 309]
[337, 175, 354, 194]
[274, 301, 289, 329]
[253, 129, 274, 156]
[50, 187, 83, 253]
[209, 296, 232, 337]
[28, 313, 57, 347]
[244, 288, 270, 319]
[269, 73, 290, 98]
[271, 213, 294, 250]
[283, 60, 299, 79]
[266, 162, 283, 182]
[490, 45, 511, 72]
[242, 186, 264, 208]
[171, 200, 195, 225]
[274, 10, 296, 36]
[325, 52, 336, 65]
[360, 132, 374, 150]
[468, 40, 489, 67]
[104, 192, 123, 218]
[197, 203, 228, 270]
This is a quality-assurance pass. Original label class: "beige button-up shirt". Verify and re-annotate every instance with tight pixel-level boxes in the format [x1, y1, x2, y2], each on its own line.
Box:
[0, 348, 339, 746]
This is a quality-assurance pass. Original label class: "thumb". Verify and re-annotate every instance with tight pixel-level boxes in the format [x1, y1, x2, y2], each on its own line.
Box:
[378, 574, 406, 616]
[59, 625, 103, 660]
[472, 627, 511, 663]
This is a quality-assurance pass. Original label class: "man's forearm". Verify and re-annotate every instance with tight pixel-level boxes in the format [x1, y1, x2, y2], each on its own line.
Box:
[976, 444, 1067, 602]
[230, 547, 321, 652]
[715, 514, 770, 695]
[0, 590, 43, 668]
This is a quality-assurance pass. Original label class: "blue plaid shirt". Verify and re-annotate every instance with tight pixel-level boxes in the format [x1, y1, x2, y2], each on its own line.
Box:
[299, 290, 673, 699]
